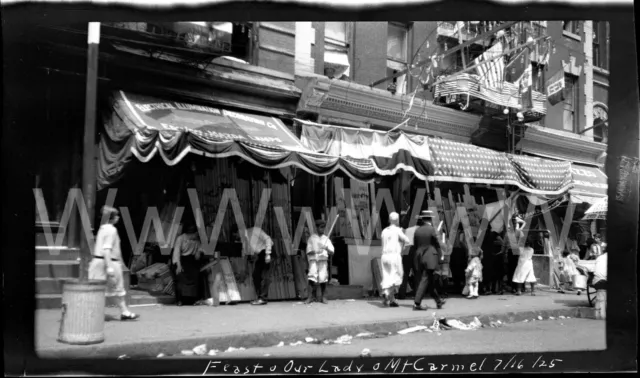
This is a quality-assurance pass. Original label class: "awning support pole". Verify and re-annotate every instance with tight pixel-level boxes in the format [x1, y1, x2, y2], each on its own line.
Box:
[79, 22, 101, 281]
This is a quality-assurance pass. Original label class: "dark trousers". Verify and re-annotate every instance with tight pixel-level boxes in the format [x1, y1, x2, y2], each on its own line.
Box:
[507, 253, 519, 285]
[252, 250, 272, 301]
[414, 252, 443, 306]
[399, 251, 418, 297]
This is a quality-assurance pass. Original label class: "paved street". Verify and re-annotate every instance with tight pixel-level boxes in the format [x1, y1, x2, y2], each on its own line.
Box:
[187, 318, 605, 359]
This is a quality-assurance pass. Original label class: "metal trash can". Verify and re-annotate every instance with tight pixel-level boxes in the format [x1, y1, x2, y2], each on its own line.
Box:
[57, 279, 107, 345]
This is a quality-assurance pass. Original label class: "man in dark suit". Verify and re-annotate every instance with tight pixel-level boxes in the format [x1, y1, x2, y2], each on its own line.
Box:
[412, 210, 446, 310]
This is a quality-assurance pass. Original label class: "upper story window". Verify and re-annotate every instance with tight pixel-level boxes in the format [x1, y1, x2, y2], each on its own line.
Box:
[325, 22, 347, 44]
[563, 73, 579, 133]
[562, 21, 581, 36]
[324, 22, 350, 79]
[592, 21, 609, 71]
[387, 23, 409, 95]
[387, 23, 408, 63]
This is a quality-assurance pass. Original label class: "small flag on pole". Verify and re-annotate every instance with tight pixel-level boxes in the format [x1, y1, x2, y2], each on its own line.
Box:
[545, 69, 565, 106]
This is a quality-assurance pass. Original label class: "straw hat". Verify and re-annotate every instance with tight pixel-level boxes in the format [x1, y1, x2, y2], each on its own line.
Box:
[418, 210, 435, 219]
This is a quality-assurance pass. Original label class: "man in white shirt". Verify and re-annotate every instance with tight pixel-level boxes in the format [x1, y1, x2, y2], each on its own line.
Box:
[305, 219, 335, 304]
[592, 251, 607, 290]
[241, 226, 274, 305]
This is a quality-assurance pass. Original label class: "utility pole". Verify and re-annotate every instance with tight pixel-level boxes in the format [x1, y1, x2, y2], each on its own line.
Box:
[605, 19, 639, 345]
[79, 22, 100, 281]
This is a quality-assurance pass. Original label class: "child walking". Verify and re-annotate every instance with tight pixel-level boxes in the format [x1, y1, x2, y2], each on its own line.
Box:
[464, 247, 483, 299]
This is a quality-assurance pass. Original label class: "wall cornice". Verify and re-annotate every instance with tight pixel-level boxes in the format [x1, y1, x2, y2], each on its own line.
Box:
[296, 75, 481, 142]
[518, 125, 607, 164]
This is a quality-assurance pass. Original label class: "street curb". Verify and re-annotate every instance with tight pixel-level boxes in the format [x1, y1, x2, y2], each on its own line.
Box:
[37, 306, 596, 359]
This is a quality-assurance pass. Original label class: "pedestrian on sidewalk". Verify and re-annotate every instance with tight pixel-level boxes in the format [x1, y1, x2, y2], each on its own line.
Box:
[412, 211, 446, 311]
[512, 220, 537, 296]
[464, 246, 483, 299]
[398, 216, 422, 299]
[89, 206, 139, 321]
[380, 212, 411, 307]
[172, 223, 205, 306]
[558, 249, 580, 294]
[449, 225, 468, 293]
[241, 225, 274, 305]
[490, 230, 506, 295]
[505, 216, 525, 293]
[305, 219, 335, 304]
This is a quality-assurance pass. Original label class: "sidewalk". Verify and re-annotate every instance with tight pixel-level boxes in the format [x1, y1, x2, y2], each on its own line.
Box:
[36, 289, 595, 359]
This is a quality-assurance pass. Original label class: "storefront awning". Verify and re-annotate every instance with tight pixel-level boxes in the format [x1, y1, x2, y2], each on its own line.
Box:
[570, 164, 608, 197]
[427, 138, 574, 196]
[297, 119, 432, 181]
[97, 91, 377, 189]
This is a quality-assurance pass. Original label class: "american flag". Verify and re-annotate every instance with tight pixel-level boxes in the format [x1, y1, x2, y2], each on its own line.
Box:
[474, 42, 505, 89]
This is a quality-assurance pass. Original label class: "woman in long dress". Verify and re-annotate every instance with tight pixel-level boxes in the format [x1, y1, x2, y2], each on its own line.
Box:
[88, 206, 139, 320]
[512, 220, 537, 296]
[172, 223, 204, 306]
[380, 212, 411, 307]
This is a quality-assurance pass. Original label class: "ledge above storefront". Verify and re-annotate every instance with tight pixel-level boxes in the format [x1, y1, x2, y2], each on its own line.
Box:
[516, 124, 608, 166]
[295, 74, 482, 143]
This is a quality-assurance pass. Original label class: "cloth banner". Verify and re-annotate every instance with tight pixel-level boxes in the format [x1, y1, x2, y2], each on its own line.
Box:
[298, 119, 432, 181]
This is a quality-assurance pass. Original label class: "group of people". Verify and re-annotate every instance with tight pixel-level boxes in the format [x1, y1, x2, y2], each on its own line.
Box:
[558, 232, 607, 294]
[89, 204, 606, 322]
[377, 210, 542, 311]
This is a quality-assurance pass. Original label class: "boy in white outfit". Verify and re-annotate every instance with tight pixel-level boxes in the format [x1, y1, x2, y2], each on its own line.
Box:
[305, 219, 335, 304]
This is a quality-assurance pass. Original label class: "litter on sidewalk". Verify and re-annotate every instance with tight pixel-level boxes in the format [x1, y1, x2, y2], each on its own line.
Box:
[334, 335, 353, 345]
[193, 344, 207, 355]
[360, 348, 372, 358]
[290, 341, 303, 347]
[224, 347, 246, 353]
[275, 342, 285, 347]
[398, 325, 428, 335]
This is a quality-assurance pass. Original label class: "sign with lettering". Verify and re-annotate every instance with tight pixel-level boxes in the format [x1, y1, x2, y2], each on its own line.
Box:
[545, 69, 565, 106]
[118, 90, 305, 151]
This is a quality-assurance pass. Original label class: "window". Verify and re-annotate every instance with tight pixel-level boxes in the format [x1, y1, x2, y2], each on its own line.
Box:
[592, 21, 609, 70]
[387, 23, 409, 94]
[324, 23, 350, 79]
[325, 22, 347, 44]
[563, 21, 581, 36]
[563, 74, 579, 132]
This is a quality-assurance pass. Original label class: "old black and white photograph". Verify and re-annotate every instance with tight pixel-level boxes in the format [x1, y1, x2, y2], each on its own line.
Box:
[2, 0, 638, 375]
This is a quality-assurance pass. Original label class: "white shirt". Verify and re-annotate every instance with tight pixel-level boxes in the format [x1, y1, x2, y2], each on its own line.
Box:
[402, 226, 419, 256]
[242, 227, 273, 256]
[593, 253, 607, 285]
[94, 224, 122, 261]
[381, 225, 411, 256]
[306, 234, 334, 261]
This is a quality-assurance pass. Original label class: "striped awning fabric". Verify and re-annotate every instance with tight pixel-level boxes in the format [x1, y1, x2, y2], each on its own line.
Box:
[427, 138, 573, 196]
[434, 73, 547, 114]
[298, 119, 432, 181]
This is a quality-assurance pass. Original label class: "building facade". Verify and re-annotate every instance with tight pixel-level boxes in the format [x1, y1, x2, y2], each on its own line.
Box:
[294, 21, 609, 167]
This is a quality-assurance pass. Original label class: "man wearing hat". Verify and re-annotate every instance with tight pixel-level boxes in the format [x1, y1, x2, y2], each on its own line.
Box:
[305, 219, 335, 304]
[380, 212, 412, 307]
[412, 210, 446, 310]
[398, 215, 424, 299]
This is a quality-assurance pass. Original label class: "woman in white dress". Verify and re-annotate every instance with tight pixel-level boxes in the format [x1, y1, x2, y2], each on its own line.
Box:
[511, 219, 537, 296]
[380, 212, 411, 307]
[88, 206, 139, 320]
